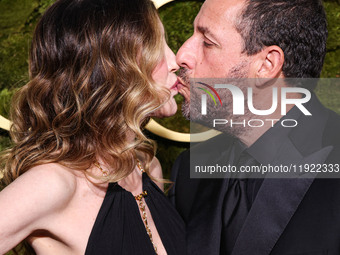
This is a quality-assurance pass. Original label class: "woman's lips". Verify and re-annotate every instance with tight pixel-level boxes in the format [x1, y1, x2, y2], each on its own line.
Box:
[177, 83, 184, 91]
[169, 78, 188, 97]
[174, 77, 186, 91]
[170, 79, 182, 92]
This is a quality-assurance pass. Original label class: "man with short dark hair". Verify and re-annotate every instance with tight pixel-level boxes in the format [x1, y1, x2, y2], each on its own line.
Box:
[170, 0, 340, 254]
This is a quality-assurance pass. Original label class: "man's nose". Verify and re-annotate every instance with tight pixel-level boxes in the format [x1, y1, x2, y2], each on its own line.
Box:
[176, 37, 196, 70]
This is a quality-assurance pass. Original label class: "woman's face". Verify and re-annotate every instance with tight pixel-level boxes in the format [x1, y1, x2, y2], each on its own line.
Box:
[151, 36, 179, 118]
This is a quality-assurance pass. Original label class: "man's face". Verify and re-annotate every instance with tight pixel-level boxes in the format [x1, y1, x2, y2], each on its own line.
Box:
[177, 0, 251, 112]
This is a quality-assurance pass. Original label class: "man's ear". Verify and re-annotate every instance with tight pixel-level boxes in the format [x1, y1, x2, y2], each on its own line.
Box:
[251, 46, 284, 80]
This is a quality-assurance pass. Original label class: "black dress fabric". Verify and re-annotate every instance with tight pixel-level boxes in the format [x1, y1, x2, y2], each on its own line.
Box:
[85, 172, 186, 255]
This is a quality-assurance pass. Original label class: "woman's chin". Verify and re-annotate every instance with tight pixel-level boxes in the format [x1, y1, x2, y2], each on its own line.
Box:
[152, 101, 178, 118]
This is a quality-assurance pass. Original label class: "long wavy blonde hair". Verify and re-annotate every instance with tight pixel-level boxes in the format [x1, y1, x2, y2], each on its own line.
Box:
[1, 0, 167, 186]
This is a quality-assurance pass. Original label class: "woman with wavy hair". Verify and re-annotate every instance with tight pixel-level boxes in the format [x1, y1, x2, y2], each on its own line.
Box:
[0, 0, 185, 254]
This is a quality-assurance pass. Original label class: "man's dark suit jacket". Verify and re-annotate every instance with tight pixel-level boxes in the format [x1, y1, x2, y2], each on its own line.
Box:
[169, 94, 340, 255]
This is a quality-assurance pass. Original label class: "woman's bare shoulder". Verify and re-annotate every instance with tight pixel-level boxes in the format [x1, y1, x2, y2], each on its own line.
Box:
[0, 163, 79, 252]
[1, 163, 78, 216]
[18, 163, 77, 203]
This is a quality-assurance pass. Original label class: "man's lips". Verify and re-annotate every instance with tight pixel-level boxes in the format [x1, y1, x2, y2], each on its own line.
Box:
[176, 78, 190, 101]
[170, 78, 187, 91]
[176, 77, 187, 91]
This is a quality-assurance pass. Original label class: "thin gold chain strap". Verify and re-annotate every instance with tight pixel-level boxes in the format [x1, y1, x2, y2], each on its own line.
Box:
[135, 160, 158, 254]
[94, 162, 109, 176]
[94, 160, 157, 254]
[134, 190, 157, 254]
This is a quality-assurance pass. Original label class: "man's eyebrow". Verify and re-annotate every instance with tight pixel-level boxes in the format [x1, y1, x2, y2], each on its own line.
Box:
[197, 25, 218, 41]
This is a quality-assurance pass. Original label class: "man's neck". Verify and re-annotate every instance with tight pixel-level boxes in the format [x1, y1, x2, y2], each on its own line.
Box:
[237, 104, 295, 147]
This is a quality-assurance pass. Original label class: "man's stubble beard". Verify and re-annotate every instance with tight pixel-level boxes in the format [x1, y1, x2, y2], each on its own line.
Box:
[181, 99, 190, 120]
[179, 60, 254, 138]
[178, 68, 191, 119]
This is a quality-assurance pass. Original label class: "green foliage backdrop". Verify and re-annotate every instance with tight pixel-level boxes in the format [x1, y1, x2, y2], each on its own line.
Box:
[0, 1, 339, 253]
[0, 0, 340, 179]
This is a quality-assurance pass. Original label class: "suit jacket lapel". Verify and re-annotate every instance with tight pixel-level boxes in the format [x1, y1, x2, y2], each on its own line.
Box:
[232, 94, 333, 255]
[231, 144, 332, 255]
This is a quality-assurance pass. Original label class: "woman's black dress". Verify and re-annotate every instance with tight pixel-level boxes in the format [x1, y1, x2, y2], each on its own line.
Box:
[85, 172, 186, 255]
